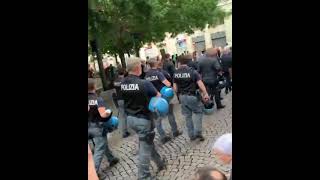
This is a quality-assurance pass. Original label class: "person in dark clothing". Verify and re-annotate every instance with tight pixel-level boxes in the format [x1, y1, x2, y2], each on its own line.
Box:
[88, 78, 119, 172]
[220, 47, 232, 94]
[121, 57, 166, 179]
[113, 68, 130, 138]
[145, 58, 182, 144]
[201, 50, 205, 56]
[88, 64, 95, 78]
[174, 54, 178, 68]
[215, 48, 224, 100]
[198, 48, 225, 109]
[173, 55, 210, 141]
[217, 47, 221, 59]
[104, 64, 115, 88]
[163, 53, 175, 82]
[139, 60, 146, 79]
[116, 61, 122, 70]
[171, 55, 176, 67]
[185, 54, 199, 71]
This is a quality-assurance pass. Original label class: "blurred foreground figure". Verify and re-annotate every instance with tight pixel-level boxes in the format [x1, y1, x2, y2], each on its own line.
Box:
[194, 166, 227, 180]
[212, 133, 232, 180]
[88, 145, 99, 180]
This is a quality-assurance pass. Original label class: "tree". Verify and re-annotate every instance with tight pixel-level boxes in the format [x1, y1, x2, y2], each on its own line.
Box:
[88, 0, 229, 68]
[88, 0, 108, 90]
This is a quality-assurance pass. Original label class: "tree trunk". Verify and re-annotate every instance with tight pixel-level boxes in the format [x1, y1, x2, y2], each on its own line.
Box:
[114, 54, 118, 64]
[92, 56, 97, 72]
[89, 4, 107, 91]
[134, 46, 140, 57]
[118, 50, 126, 69]
[90, 39, 108, 91]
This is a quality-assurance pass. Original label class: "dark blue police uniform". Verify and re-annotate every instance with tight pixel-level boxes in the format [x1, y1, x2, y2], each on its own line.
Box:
[113, 76, 129, 137]
[88, 92, 117, 172]
[145, 69, 180, 143]
[121, 74, 165, 180]
[173, 66, 204, 140]
[220, 53, 232, 94]
[198, 55, 225, 108]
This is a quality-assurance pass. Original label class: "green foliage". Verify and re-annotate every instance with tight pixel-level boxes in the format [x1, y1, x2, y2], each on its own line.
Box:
[88, 0, 227, 57]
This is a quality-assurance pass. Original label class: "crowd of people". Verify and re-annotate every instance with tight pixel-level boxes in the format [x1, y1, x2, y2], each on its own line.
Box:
[88, 46, 232, 180]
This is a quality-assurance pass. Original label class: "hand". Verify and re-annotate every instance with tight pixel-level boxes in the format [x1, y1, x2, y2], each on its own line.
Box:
[202, 93, 210, 102]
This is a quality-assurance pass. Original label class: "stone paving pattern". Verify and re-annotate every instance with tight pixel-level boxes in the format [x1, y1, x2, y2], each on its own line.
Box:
[98, 91, 232, 180]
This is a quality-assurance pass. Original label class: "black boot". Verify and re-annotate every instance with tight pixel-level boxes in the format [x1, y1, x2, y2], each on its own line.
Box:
[217, 104, 225, 109]
[160, 136, 171, 144]
[122, 131, 130, 138]
[173, 130, 183, 138]
[195, 134, 205, 141]
[190, 135, 197, 141]
[109, 157, 119, 167]
[157, 158, 167, 172]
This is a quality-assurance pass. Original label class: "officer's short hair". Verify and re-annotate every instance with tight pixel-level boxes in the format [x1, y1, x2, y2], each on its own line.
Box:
[126, 57, 142, 72]
[195, 166, 227, 180]
[178, 54, 192, 65]
[147, 57, 158, 68]
[88, 78, 96, 91]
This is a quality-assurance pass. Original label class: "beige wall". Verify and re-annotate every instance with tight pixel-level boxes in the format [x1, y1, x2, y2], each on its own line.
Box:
[144, 0, 232, 56]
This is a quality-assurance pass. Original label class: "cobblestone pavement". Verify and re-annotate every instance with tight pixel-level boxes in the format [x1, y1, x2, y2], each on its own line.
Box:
[97, 91, 232, 180]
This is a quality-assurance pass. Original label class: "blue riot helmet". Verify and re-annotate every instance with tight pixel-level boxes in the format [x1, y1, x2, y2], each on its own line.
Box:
[148, 97, 169, 116]
[160, 86, 174, 101]
[203, 100, 214, 114]
[104, 116, 119, 132]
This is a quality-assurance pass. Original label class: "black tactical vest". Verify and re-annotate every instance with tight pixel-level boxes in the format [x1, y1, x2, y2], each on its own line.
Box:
[113, 76, 124, 100]
[174, 66, 197, 95]
[88, 93, 103, 123]
[121, 75, 151, 117]
[145, 69, 165, 91]
[158, 68, 172, 84]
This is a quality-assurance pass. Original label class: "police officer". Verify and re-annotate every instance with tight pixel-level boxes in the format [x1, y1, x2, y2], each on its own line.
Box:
[220, 47, 232, 94]
[121, 57, 166, 180]
[88, 64, 95, 78]
[216, 47, 224, 100]
[185, 54, 199, 71]
[158, 61, 183, 137]
[163, 53, 175, 80]
[198, 48, 225, 109]
[113, 68, 130, 138]
[88, 78, 119, 173]
[173, 55, 210, 141]
[140, 60, 147, 79]
[145, 57, 182, 144]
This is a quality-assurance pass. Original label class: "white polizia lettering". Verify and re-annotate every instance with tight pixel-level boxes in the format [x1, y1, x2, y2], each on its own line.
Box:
[174, 73, 191, 78]
[121, 84, 140, 90]
[146, 76, 159, 81]
[88, 100, 98, 106]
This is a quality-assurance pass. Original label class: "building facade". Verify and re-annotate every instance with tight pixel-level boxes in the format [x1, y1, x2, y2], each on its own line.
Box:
[139, 0, 232, 58]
